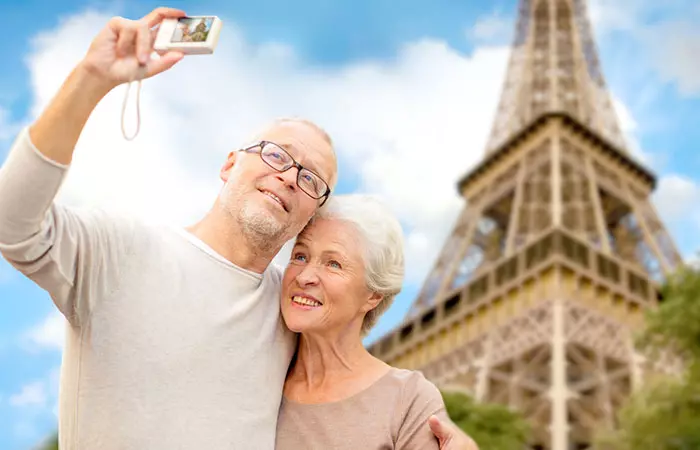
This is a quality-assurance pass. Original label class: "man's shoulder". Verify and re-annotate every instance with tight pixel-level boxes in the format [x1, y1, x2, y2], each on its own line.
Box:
[58, 205, 176, 255]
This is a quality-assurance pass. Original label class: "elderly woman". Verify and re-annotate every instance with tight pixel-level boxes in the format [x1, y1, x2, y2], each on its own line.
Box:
[275, 194, 451, 449]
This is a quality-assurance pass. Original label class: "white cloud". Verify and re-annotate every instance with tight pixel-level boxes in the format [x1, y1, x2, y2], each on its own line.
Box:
[468, 13, 513, 44]
[653, 175, 700, 265]
[22, 311, 66, 352]
[588, 0, 700, 98]
[9, 381, 47, 408]
[588, 0, 641, 34]
[647, 22, 700, 96]
[687, 253, 700, 267]
[589, 0, 700, 33]
[611, 96, 637, 138]
[588, 0, 683, 34]
[610, 95, 658, 165]
[20, 9, 510, 290]
[7, 369, 61, 443]
[653, 175, 700, 224]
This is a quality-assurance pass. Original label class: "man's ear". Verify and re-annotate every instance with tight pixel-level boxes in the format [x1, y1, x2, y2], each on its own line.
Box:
[220, 151, 238, 183]
[361, 292, 384, 314]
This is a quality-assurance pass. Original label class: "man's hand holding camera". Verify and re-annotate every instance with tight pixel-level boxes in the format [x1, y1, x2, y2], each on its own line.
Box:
[78, 7, 187, 97]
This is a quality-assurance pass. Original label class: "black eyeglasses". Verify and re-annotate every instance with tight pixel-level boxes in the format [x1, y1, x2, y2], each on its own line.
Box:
[241, 141, 331, 205]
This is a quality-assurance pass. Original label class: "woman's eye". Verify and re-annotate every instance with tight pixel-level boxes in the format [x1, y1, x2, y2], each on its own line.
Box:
[328, 260, 341, 269]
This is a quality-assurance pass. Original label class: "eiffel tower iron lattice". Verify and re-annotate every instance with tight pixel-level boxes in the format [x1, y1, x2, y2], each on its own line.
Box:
[367, 0, 683, 449]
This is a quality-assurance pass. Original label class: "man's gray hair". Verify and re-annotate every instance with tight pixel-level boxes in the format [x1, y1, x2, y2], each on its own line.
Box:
[311, 194, 405, 336]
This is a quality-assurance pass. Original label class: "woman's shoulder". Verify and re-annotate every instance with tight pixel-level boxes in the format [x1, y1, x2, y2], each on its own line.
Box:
[374, 367, 445, 417]
[383, 367, 443, 399]
[381, 367, 446, 448]
[359, 366, 444, 417]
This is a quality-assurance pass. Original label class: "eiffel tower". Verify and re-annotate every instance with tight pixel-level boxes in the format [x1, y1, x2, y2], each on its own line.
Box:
[368, 0, 683, 448]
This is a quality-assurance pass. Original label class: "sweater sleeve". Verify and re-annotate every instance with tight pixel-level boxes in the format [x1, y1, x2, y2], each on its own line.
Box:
[0, 127, 134, 326]
[395, 371, 448, 450]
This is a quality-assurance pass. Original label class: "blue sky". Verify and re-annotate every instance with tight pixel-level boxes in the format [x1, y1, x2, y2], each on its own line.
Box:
[1, 0, 700, 448]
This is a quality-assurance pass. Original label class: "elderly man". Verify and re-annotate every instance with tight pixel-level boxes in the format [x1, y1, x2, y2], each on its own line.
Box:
[0, 7, 477, 450]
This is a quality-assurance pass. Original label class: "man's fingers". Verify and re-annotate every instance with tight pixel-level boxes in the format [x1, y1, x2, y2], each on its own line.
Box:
[428, 415, 448, 440]
[145, 51, 184, 78]
[150, 29, 168, 56]
[116, 25, 137, 59]
[142, 7, 187, 28]
[107, 16, 129, 33]
[429, 415, 480, 450]
[135, 23, 152, 64]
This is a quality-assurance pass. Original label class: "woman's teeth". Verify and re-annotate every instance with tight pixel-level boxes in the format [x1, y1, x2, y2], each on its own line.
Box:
[292, 296, 322, 307]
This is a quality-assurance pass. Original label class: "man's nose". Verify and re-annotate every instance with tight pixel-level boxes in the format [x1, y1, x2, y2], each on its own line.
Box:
[276, 166, 299, 191]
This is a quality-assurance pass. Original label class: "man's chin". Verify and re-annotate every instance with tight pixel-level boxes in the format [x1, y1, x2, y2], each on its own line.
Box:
[238, 204, 287, 239]
[253, 203, 284, 223]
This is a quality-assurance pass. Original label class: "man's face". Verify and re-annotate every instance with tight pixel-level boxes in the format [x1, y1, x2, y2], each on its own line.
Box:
[219, 121, 337, 247]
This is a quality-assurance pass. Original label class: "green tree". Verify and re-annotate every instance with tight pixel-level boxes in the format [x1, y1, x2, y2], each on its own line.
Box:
[36, 432, 58, 450]
[441, 390, 531, 449]
[595, 263, 700, 450]
[639, 264, 700, 368]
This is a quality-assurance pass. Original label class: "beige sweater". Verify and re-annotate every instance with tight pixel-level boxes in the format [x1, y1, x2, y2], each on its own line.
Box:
[0, 127, 297, 449]
[275, 368, 449, 449]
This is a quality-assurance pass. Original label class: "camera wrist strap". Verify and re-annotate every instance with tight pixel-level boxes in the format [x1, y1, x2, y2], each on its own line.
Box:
[121, 79, 142, 141]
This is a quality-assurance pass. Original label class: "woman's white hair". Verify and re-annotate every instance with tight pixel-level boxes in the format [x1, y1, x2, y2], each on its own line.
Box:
[310, 194, 405, 336]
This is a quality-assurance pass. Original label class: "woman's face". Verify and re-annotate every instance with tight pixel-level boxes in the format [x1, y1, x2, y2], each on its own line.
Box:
[281, 218, 381, 336]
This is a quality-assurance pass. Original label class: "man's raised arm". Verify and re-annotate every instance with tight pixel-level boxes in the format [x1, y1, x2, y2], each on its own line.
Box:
[31, 7, 186, 164]
[0, 7, 186, 322]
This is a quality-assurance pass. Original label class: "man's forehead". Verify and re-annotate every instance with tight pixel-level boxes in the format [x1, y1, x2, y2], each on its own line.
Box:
[259, 124, 335, 178]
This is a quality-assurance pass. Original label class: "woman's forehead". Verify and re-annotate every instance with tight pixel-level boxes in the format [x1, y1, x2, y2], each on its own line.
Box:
[298, 219, 359, 248]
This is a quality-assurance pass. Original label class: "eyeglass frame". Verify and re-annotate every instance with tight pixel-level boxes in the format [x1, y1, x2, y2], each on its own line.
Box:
[240, 141, 332, 206]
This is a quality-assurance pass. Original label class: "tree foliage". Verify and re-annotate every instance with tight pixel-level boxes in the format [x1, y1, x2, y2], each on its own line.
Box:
[36, 432, 58, 450]
[441, 390, 531, 450]
[594, 264, 700, 450]
[639, 264, 700, 367]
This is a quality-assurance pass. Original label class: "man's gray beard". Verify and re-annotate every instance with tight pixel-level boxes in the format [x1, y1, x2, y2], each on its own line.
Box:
[236, 202, 287, 253]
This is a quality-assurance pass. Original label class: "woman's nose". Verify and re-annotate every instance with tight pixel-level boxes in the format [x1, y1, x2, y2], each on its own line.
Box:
[296, 264, 320, 285]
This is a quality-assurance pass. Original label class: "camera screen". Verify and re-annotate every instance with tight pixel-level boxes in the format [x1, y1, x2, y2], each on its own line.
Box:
[170, 17, 214, 43]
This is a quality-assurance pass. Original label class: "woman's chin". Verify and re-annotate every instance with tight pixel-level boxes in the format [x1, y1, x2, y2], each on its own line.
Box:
[282, 304, 323, 333]
[281, 313, 313, 334]
[285, 321, 313, 334]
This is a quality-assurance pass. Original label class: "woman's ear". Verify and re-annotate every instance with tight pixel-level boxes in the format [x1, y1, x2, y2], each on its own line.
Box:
[361, 292, 384, 314]
[220, 151, 238, 183]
